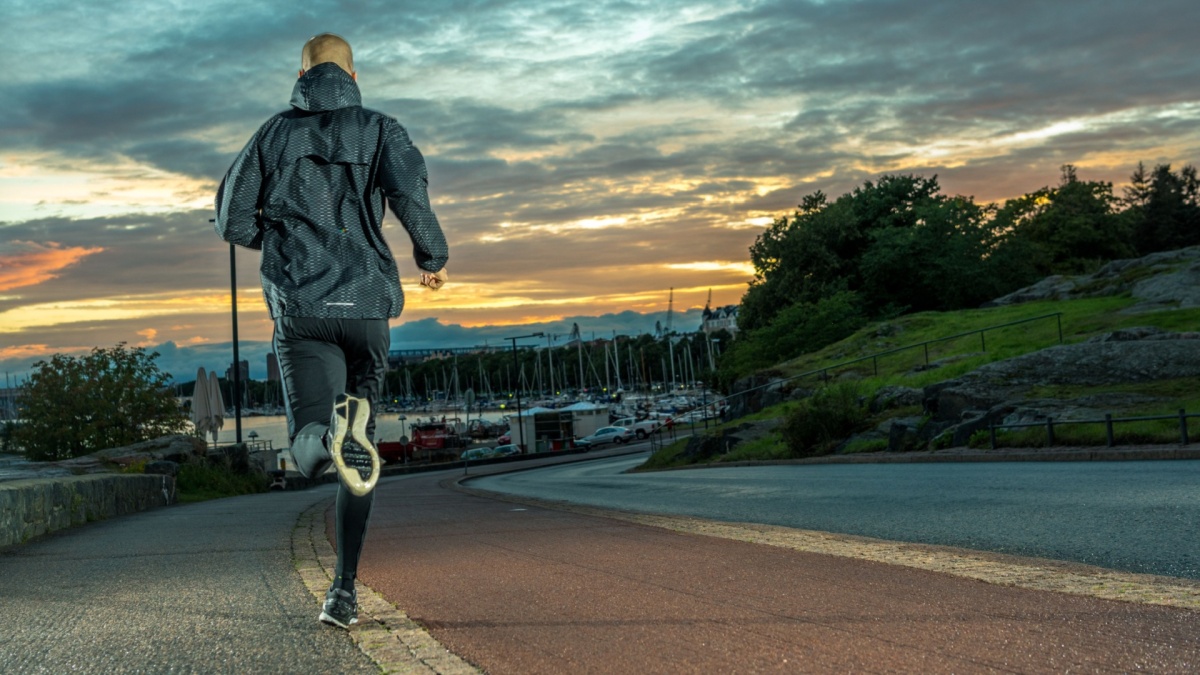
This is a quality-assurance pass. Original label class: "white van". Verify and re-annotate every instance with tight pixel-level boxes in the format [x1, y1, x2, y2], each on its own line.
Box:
[611, 416, 663, 439]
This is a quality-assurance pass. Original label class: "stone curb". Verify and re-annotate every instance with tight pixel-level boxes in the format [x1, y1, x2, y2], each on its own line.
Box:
[645, 443, 1200, 471]
[291, 498, 480, 674]
[0, 473, 175, 548]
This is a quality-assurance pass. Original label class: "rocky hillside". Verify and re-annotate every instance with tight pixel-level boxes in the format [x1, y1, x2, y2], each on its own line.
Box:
[721, 247, 1200, 456]
[984, 245, 1200, 313]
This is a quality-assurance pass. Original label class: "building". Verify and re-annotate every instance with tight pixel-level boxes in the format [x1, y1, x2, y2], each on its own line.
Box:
[701, 304, 740, 335]
[226, 359, 249, 383]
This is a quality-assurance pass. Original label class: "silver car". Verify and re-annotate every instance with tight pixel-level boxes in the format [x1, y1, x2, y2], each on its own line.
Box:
[577, 426, 635, 447]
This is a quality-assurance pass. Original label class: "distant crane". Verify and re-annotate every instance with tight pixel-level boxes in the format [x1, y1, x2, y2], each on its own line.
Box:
[666, 287, 674, 335]
[666, 288, 676, 389]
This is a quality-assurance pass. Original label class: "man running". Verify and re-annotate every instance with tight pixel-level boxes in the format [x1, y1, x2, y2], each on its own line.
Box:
[215, 32, 449, 629]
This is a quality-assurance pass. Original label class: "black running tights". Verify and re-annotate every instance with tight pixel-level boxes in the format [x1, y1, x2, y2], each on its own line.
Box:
[274, 316, 390, 589]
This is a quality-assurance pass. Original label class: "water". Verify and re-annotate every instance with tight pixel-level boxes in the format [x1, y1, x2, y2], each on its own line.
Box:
[207, 410, 512, 447]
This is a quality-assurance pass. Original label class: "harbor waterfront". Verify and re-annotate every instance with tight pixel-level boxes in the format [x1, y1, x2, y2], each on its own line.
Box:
[207, 410, 513, 449]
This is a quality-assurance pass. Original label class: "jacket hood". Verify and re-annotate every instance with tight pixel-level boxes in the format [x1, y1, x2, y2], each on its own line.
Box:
[289, 62, 362, 112]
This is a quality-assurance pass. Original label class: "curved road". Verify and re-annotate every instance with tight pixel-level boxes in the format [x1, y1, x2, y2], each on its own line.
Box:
[471, 452, 1200, 579]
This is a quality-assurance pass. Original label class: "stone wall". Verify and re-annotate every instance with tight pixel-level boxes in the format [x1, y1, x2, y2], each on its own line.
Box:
[0, 474, 175, 548]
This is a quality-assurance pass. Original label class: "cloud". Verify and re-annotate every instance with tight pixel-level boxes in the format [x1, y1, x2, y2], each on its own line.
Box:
[0, 241, 104, 291]
[1, 0, 1198, 381]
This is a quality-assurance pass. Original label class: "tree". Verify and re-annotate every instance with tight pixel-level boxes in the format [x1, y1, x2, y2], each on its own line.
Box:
[991, 166, 1133, 275]
[741, 175, 947, 331]
[719, 291, 866, 388]
[858, 195, 1003, 314]
[15, 344, 189, 461]
[1126, 163, 1200, 254]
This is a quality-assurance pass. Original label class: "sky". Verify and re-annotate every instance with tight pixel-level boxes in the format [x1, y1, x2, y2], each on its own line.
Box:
[2, 0, 1198, 381]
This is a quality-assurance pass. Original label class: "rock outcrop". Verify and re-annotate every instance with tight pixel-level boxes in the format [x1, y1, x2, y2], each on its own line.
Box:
[923, 328, 1200, 444]
[984, 245, 1200, 312]
[51, 435, 207, 474]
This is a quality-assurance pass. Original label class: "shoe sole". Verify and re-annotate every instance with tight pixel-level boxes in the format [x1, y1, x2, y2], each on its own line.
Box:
[319, 610, 358, 629]
[329, 394, 381, 497]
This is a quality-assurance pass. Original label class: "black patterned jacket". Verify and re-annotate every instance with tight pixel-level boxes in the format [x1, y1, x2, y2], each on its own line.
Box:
[215, 62, 448, 319]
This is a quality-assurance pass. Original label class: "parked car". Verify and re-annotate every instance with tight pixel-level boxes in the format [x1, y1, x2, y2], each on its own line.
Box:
[576, 426, 635, 447]
[460, 447, 496, 460]
[611, 417, 664, 439]
[492, 444, 521, 457]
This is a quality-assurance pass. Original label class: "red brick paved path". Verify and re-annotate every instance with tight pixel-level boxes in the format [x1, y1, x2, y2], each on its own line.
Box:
[342, 465, 1198, 673]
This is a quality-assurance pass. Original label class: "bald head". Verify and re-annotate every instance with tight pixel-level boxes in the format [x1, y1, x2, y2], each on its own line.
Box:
[301, 33, 354, 76]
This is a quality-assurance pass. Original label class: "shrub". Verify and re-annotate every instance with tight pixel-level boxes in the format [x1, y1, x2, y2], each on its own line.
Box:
[780, 383, 868, 457]
[176, 460, 267, 503]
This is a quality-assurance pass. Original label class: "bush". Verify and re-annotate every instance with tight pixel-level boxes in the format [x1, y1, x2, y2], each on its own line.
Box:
[719, 291, 866, 386]
[176, 460, 267, 503]
[14, 344, 188, 461]
[780, 383, 868, 457]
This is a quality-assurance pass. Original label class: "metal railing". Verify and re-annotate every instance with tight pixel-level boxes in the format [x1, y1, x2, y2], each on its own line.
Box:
[716, 312, 1064, 415]
[988, 409, 1197, 449]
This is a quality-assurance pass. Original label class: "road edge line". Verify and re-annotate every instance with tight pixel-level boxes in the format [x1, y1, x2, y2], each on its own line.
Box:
[292, 498, 481, 674]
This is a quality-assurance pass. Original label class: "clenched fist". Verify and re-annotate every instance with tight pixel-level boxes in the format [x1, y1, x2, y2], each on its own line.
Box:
[420, 268, 449, 291]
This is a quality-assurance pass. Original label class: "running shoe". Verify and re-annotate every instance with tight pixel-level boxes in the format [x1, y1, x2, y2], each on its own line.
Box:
[329, 393, 381, 496]
[319, 587, 358, 629]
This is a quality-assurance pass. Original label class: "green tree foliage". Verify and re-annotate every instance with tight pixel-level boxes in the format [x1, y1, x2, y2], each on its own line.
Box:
[1124, 163, 1200, 254]
[16, 344, 188, 461]
[859, 195, 1015, 314]
[991, 166, 1134, 275]
[718, 291, 866, 388]
[724, 160, 1195, 389]
[742, 174, 1015, 332]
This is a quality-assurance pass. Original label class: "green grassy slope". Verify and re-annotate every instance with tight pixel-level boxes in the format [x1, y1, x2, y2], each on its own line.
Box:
[644, 294, 1200, 469]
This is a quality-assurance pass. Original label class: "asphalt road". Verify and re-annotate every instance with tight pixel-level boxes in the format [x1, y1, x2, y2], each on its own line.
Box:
[470, 452, 1200, 579]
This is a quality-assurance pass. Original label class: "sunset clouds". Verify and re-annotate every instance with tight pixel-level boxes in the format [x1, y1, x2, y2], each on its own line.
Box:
[2, 0, 1199, 379]
[0, 242, 103, 292]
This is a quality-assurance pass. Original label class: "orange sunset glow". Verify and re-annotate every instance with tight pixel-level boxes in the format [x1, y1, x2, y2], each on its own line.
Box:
[2, 1, 1198, 379]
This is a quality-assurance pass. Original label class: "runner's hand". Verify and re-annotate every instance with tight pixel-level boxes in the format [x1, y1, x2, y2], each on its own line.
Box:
[420, 268, 448, 291]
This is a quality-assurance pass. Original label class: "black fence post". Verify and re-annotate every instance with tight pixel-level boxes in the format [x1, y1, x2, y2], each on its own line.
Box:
[1056, 314, 1063, 343]
[1181, 409, 1190, 445]
[989, 423, 997, 450]
[980, 330, 986, 352]
[1046, 417, 1055, 447]
[923, 343, 929, 365]
[1105, 413, 1114, 447]
[873, 356, 878, 376]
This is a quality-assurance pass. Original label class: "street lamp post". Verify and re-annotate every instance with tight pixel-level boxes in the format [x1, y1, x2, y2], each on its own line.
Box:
[229, 243, 243, 444]
[506, 332, 544, 453]
[398, 415, 408, 464]
[211, 218, 243, 444]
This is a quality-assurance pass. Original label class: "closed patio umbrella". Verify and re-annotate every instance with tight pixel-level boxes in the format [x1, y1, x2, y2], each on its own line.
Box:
[192, 367, 211, 440]
[207, 370, 225, 445]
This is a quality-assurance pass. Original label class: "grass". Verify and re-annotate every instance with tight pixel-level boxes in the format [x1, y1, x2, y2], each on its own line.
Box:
[719, 433, 788, 462]
[175, 461, 268, 503]
[1026, 378, 1200, 414]
[971, 416, 1200, 449]
[639, 438, 692, 470]
[841, 438, 889, 454]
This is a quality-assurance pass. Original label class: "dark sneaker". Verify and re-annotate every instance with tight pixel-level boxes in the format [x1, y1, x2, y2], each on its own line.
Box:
[319, 587, 358, 629]
[329, 394, 381, 496]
